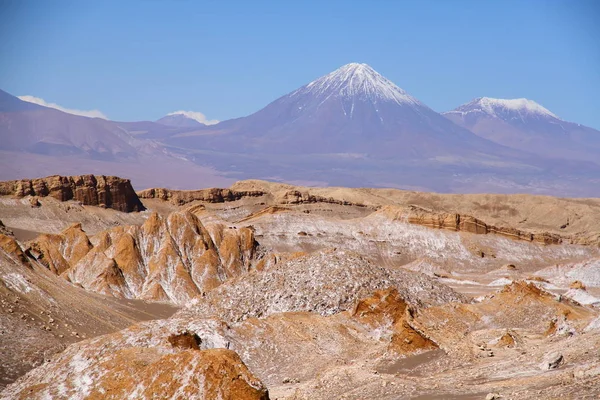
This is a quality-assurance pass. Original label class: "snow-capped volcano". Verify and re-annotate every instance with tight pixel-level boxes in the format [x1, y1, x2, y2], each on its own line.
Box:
[296, 63, 422, 107]
[166, 63, 513, 159]
[445, 97, 559, 120]
[444, 97, 600, 164]
[158, 64, 600, 194]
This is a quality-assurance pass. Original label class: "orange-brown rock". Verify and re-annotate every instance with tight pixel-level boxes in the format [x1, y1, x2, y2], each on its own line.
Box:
[57, 211, 263, 304]
[26, 224, 92, 274]
[351, 288, 437, 354]
[0, 234, 30, 266]
[1, 322, 270, 400]
[495, 331, 518, 348]
[0, 175, 145, 212]
[0, 219, 13, 237]
[408, 281, 595, 354]
[138, 187, 265, 205]
[385, 205, 563, 245]
[570, 280, 586, 290]
[168, 331, 202, 350]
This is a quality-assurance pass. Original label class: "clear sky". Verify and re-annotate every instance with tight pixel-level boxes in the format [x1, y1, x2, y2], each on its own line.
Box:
[0, 0, 598, 128]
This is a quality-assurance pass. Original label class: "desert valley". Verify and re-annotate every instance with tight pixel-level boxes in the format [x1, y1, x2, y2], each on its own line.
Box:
[0, 174, 599, 399]
[1, 4, 600, 397]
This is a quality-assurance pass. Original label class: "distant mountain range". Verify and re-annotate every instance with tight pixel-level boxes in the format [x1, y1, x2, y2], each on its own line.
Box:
[1, 63, 599, 195]
[165, 63, 521, 159]
[444, 97, 600, 164]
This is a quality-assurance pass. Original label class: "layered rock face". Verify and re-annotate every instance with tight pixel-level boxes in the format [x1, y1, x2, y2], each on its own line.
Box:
[138, 187, 265, 205]
[143, 180, 600, 246]
[26, 211, 261, 304]
[139, 186, 370, 209]
[0, 175, 145, 212]
[384, 205, 563, 245]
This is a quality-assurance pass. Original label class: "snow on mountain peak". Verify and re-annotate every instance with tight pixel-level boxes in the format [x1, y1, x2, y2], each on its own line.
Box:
[479, 97, 559, 119]
[447, 97, 560, 120]
[297, 63, 422, 106]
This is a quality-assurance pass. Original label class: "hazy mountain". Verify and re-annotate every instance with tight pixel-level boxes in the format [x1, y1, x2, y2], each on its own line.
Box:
[158, 63, 600, 195]
[156, 113, 205, 128]
[444, 97, 600, 164]
[0, 89, 232, 189]
[166, 63, 521, 160]
[1, 66, 600, 196]
[0, 89, 145, 160]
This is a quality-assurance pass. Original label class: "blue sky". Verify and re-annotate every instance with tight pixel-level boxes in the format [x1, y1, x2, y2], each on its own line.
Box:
[0, 0, 598, 128]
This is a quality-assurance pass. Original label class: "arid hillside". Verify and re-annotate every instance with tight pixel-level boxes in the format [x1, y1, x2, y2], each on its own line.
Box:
[1, 176, 600, 398]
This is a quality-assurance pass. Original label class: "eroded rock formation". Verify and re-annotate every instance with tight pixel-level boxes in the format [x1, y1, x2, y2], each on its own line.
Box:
[25, 211, 261, 304]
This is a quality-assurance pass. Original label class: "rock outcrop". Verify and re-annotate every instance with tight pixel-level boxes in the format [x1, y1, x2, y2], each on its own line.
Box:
[0, 219, 12, 237]
[408, 281, 595, 354]
[384, 205, 563, 245]
[138, 187, 370, 208]
[0, 175, 145, 212]
[138, 187, 266, 205]
[0, 233, 177, 389]
[26, 224, 92, 274]
[26, 211, 262, 304]
[1, 320, 269, 400]
[140, 181, 599, 246]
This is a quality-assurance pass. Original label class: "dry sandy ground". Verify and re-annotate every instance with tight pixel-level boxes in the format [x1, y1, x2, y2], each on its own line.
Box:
[1, 179, 600, 398]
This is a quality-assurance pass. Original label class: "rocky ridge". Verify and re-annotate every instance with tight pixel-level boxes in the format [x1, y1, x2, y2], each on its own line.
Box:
[383, 205, 563, 245]
[0, 175, 145, 212]
[142, 180, 600, 246]
[0, 234, 177, 388]
[138, 187, 369, 208]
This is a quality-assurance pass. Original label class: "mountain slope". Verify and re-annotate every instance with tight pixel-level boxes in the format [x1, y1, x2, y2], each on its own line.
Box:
[166, 63, 522, 160]
[0, 89, 141, 159]
[156, 113, 205, 128]
[444, 97, 600, 164]
[0, 89, 196, 159]
[0, 90, 233, 189]
[156, 63, 600, 195]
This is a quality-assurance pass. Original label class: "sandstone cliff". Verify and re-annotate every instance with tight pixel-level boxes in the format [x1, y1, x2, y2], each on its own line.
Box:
[140, 180, 600, 246]
[138, 187, 265, 205]
[0, 175, 145, 212]
[384, 205, 563, 245]
[138, 186, 369, 208]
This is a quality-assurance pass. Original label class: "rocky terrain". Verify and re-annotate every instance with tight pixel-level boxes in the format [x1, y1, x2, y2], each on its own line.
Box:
[1, 176, 600, 399]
